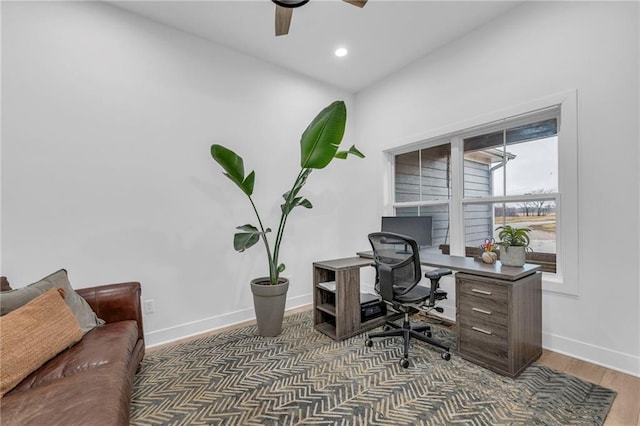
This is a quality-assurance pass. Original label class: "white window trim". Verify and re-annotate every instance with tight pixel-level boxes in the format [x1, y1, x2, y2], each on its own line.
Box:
[384, 90, 579, 295]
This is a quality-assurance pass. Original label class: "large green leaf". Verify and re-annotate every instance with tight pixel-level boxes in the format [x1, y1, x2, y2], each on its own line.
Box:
[211, 144, 255, 196]
[300, 101, 347, 169]
[233, 224, 269, 252]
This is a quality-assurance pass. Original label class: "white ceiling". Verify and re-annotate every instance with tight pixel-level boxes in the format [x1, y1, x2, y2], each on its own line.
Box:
[111, 0, 520, 93]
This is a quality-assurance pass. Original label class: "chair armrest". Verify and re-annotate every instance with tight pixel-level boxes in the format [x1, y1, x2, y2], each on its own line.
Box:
[424, 269, 451, 307]
[76, 282, 144, 343]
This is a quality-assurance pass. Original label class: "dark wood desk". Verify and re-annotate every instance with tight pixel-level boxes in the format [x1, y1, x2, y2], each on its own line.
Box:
[357, 250, 542, 378]
[357, 250, 540, 281]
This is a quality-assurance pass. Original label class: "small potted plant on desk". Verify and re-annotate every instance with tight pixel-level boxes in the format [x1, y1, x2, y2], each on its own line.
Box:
[496, 225, 532, 267]
[210, 101, 364, 337]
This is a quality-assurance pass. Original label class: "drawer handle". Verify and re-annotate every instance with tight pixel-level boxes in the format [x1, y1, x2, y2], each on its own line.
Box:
[471, 288, 492, 295]
[472, 326, 493, 335]
[472, 307, 492, 315]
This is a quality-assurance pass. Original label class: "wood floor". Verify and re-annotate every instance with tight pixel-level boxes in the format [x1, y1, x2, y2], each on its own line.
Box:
[537, 350, 640, 426]
[149, 306, 640, 425]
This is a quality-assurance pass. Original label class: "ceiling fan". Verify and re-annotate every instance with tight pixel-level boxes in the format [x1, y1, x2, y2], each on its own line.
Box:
[273, 0, 367, 36]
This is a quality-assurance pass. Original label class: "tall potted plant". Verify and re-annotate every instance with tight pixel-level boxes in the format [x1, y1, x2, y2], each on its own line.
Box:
[496, 225, 532, 267]
[211, 100, 364, 336]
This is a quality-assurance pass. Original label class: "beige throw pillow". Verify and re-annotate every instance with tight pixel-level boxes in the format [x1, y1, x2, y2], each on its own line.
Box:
[0, 288, 84, 397]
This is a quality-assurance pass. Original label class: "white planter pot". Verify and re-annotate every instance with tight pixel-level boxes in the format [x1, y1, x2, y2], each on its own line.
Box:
[499, 245, 526, 267]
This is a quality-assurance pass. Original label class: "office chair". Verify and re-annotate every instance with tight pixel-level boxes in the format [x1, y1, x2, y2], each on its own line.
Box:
[364, 232, 452, 368]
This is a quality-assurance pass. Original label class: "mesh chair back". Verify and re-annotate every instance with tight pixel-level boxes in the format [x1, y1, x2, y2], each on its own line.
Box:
[368, 232, 422, 303]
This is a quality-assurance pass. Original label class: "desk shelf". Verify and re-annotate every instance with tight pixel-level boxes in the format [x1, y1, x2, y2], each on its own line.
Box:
[313, 257, 388, 341]
[314, 322, 337, 339]
[316, 303, 336, 316]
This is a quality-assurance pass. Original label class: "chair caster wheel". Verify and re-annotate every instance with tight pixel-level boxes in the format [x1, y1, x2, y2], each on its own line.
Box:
[441, 352, 451, 361]
[382, 325, 391, 331]
[400, 358, 410, 368]
[365, 339, 373, 348]
[425, 331, 432, 338]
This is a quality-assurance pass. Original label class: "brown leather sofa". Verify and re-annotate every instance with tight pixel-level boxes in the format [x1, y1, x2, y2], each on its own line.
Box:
[0, 281, 145, 425]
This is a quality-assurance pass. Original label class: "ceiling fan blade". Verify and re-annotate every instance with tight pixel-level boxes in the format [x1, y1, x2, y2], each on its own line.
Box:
[343, 0, 367, 8]
[275, 5, 293, 36]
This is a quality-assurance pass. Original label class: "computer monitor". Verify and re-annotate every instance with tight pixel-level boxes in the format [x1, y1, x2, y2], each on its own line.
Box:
[381, 216, 433, 248]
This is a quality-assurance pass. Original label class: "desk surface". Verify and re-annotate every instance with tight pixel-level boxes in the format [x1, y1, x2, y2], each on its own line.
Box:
[313, 256, 374, 271]
[357, 250, 540, 281]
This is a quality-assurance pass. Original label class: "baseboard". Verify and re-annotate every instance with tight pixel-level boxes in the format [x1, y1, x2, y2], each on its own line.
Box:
[543, 332, 640, 377]
[145, 293, 313, 348]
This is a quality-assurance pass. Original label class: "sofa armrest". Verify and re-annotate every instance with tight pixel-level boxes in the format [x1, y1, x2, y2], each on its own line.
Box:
[1, 276, 11, 291]
[76, 282, 144, 343]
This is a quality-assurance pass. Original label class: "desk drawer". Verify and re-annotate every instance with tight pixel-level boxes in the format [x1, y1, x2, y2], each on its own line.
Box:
[458, 277, 508, 300]
[458, 294, 508, 326]
[457, 276, 508, 301]
[458, 318, 509, 370]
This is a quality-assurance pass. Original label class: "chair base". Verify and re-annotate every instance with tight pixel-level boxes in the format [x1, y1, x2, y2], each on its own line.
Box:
[365, 313, 451, 368]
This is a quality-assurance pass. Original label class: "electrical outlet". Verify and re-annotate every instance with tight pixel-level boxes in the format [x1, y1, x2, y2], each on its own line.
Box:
[143, 299, 155, 314]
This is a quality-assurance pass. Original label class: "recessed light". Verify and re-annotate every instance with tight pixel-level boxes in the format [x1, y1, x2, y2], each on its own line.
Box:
[334, 47, 348, 57]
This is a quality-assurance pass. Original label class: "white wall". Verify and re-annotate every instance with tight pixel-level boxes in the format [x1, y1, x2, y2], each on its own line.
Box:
[3, 1, 638, 376]
[355, 1, 640, 375]
[1, 1, 365, 345]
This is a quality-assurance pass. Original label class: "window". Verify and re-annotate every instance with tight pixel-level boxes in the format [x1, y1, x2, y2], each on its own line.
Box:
[394, 143, 451, 252]
[462, 119, 559, 272]
[385, 91, 578, 293]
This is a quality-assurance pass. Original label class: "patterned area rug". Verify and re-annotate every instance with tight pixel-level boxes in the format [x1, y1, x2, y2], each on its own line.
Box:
[131, 311, 615, 425]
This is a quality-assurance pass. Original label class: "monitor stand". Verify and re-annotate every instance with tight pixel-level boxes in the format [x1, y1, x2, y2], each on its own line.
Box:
[396, 243, 411, 254]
